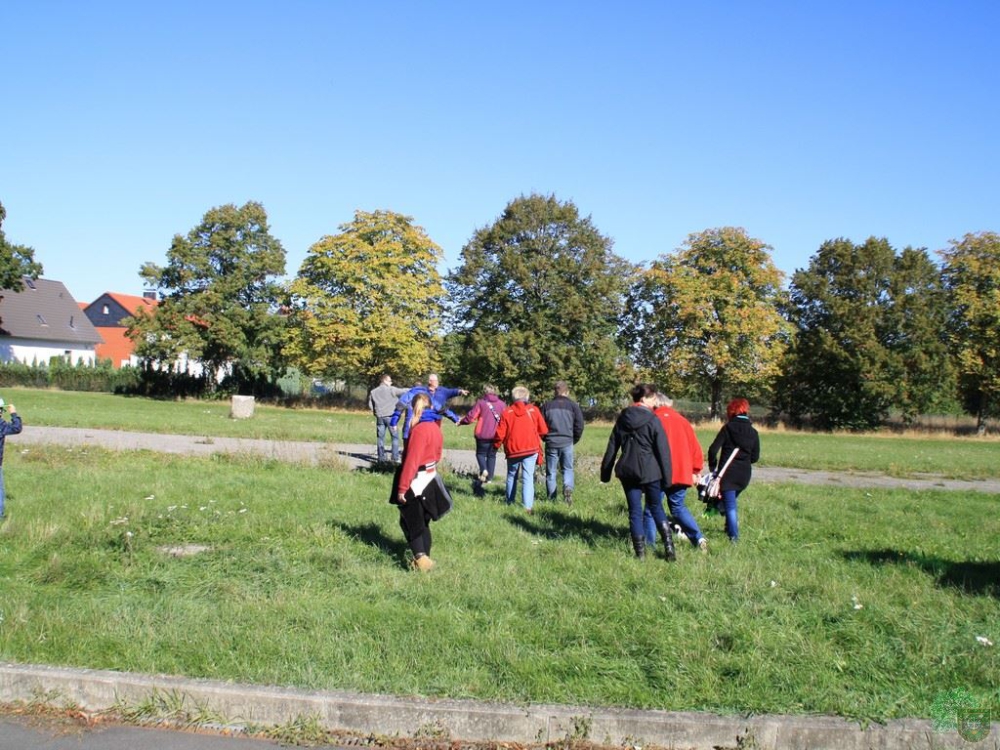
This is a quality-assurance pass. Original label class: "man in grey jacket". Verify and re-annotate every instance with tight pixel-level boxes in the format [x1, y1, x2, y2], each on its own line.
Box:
[368, 375, 408, 463]
[541, 381, 585, 505]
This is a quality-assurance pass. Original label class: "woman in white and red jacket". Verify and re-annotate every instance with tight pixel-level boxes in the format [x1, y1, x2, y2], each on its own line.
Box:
[391, 393, 445, 571]
[493, 386, 548, 513]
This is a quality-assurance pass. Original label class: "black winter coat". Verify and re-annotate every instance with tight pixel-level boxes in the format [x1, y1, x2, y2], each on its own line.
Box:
[707, 416, 760, 492]
[601, 405, 672, 486]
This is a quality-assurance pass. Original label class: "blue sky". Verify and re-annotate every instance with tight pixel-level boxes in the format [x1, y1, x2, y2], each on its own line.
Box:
[3, 1, 997, 305]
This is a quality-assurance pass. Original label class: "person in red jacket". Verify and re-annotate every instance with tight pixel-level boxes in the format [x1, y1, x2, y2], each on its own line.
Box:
[493, 386, 548, 514]
[645, 393, 707, 551]
[391, 393, 445, 571]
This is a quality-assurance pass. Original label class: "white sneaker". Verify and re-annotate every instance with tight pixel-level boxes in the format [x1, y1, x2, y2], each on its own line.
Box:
[479, 470, 489, 483]
[698, 538, 708, 553]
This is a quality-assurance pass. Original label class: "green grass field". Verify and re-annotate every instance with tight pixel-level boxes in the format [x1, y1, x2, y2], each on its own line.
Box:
[0, 438, 997, 722]
[8, 387, 1000, 479]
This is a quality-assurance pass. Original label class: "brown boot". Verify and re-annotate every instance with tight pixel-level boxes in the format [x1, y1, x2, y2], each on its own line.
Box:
[412, 555, 435, 572]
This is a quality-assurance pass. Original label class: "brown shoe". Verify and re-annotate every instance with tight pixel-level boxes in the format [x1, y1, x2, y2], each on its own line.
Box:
[413, 555, 435, 572]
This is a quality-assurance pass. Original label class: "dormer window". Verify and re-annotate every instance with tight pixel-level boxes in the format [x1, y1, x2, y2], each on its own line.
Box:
[102, 304, 110, 315]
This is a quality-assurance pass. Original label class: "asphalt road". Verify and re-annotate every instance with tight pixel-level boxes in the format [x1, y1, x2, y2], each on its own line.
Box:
[0, 715, 304, 750]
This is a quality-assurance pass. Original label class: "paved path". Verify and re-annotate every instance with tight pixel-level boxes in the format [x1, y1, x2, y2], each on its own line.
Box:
[15, 425, 1000, 494]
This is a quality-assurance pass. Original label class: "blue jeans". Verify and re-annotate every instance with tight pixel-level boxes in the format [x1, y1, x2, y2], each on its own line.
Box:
[545, 443, 574, 498]
[375, 416, 400, 463]
[665, 484, 704, 545]
[475, 438, 498, 480]
[506, 453, 537, 510]
[722, 489, 740, 541]
[624, 481, 666, 540]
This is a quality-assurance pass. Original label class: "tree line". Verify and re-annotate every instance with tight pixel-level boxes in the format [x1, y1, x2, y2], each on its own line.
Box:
[2, 197, 997, 433]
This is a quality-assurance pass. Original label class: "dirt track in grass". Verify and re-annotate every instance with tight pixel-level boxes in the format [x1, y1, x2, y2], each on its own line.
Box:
[16, 425, 1000, 495]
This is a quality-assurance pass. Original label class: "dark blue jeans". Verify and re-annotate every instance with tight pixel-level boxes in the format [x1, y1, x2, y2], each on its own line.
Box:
[623, 480, 666, 540]
[475, 438, 498, 480]
[722, 489, 741, 541]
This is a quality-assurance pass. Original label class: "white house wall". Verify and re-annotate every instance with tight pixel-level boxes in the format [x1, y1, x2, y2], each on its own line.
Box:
[0, 337, 98, 366]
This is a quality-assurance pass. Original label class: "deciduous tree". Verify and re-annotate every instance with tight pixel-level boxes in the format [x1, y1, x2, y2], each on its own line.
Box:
[625, 227, 788, 419]
[778, 237, 952, 430]
[131, 201, 287, 394]
[284, 209, 444, 384]
[446, 194, 634, 406]
[0, 201, 43, 291]
[940, 231, 1000, 434]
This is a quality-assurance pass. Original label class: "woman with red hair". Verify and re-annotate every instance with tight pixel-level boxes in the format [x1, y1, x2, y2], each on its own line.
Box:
[707, 398, 760, 542]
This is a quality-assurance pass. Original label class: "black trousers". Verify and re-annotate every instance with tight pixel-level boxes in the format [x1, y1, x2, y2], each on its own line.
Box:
[398, 499, 433, 557]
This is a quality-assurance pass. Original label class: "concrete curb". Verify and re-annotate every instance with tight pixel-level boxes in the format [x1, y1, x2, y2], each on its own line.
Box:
[1, 663, 995, 749]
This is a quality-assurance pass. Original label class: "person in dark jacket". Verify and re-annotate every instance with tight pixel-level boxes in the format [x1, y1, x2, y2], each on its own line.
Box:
[541, 381, 585, 505]
[707, 398, 760, 542]
[0, 400, 22, 520]
[458, 385, 507, 484]
[600, 384, 676, 560]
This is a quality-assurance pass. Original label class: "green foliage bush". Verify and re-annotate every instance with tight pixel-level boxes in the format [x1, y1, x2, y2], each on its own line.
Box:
[0, 358, 141, 393]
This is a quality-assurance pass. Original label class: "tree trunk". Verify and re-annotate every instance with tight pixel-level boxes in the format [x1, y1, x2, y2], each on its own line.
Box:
[710, 378, 723, 420]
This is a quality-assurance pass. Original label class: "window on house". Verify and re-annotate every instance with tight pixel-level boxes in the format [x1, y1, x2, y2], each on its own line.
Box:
[102, 305, 110, 315]
[37, 314, 48, 326]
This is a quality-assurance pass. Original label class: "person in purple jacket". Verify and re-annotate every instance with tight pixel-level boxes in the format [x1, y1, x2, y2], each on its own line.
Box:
[459, 385, 507, 484]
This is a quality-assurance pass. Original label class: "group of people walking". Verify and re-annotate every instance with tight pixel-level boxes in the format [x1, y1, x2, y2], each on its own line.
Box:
[369, 374, 759, 571]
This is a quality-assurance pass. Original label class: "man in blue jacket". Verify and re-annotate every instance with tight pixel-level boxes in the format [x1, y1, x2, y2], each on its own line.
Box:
[0, 400, 23, 520]
[390, 373, 468, 439]
[541, 381, 585, 505]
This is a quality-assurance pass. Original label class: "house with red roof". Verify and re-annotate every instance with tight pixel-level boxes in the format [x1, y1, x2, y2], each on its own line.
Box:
[81, 291, 159, 368]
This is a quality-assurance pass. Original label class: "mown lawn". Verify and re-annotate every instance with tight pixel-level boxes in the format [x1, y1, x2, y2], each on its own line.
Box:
[8, 387, 1000, 479]
[0, 445, 996, 722]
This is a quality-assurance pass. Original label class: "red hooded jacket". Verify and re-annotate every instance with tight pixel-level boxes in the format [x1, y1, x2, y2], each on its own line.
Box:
[493, 401, 548, 460]
[653, 405, 703, 487]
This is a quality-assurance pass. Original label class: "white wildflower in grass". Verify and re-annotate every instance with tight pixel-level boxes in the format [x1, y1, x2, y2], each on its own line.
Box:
[975, 636, 993, 647]
[851, 595, 863, 610]
[770, 580, 777, 588]
[199, 506, 207, 511]
[239, 508, 248, 513]
[167, 505, 177, 512]
[144, 495, 155, 500]
[110, 517, 129, 526]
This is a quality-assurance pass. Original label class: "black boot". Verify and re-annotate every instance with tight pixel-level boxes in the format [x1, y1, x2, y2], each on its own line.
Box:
[630, 535, 646, 559]
[658, 521, 677, 562]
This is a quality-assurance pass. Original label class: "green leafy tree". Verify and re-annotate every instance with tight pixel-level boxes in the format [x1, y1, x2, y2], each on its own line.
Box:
[131, 201, 287, 394]
[446, 194, 635, 406]
[625, 227, 788, 419]
[0, 201, 43, 291]
[778, 237, 952, 430]
[884, 246, 956, 423]
[284, 209, 444, 384]
[940, 231, 1000, 433]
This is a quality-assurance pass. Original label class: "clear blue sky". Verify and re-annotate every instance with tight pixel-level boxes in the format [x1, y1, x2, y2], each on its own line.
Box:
[3, 1, 997, 305]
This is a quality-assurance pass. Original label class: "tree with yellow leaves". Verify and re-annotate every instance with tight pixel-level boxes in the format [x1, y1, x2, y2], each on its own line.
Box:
[284, 210, 444, 385]
[625, 227, 788, 419]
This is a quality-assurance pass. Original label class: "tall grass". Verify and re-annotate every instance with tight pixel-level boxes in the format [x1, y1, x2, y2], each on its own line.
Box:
[0, 446, 996, 721]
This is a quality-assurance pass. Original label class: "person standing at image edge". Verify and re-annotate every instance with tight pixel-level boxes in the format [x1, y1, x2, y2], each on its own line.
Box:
[0, 400, 23, 520]
[493, 386, 548, 514]
[541, 381, 585, 505]
[707, 398, 760, 542]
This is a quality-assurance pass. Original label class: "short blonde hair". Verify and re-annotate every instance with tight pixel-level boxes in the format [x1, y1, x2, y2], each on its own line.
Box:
[511, 385, 530, 402]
